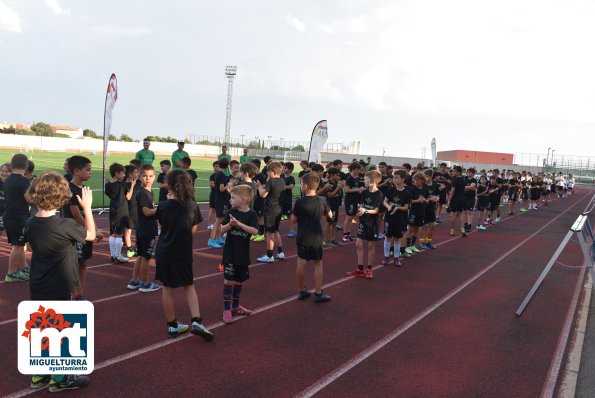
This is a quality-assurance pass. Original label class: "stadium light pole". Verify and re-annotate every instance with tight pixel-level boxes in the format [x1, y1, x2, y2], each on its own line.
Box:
[551, 149, 555, 166]
[224, 65, 237, 145]
[547, 147, 551, 165]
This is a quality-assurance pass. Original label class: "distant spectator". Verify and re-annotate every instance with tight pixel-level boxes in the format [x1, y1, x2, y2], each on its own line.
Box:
[135, 138, 155, 166]
[218, 145, 232, 162]
[239, 148, 252, 164]
[171, 141, 189, 169]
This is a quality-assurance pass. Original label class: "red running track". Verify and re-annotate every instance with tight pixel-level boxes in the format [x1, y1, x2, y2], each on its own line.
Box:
[0, 188, 592, 397]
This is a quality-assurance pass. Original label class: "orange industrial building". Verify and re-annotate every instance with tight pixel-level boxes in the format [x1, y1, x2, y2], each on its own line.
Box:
[437, 150, 513, 165]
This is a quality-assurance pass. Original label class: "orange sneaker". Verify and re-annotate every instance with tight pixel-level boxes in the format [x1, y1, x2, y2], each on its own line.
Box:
[218, 263, 224, 272]
[346, 268, 366, 277]
[365, 269, 373, 279]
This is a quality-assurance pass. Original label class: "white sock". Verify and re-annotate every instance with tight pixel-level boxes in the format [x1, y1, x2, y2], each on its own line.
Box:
[384, 240, 391, 257]
[109, 237, 116, 257]
[393, 242, 401, 258]
[115, 238, 123, 258]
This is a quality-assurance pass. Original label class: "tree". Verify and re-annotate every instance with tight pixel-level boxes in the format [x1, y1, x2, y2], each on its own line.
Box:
[119, 134, 134, 142]
[108, 133, 117, 141]
[83, 129, 98, 138]
[291, 145, 305, 152]
[30, 122, 53, 137]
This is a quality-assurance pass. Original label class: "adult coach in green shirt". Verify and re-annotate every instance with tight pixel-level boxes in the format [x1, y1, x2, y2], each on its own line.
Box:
[239, 148, 252, 164]
[218, 145, 232, 175]
[135, 138, 155, 165]
[172, 141, 189, 169]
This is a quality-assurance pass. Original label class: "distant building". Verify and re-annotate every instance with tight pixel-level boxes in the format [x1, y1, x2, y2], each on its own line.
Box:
[51, 125, 83, 138]
[437, 150, 513, 165]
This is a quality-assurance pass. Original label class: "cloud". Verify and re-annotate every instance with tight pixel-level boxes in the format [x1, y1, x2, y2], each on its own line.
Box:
[90, 24, 151, 39]
[0, 1, 22, 33]
[285, 15, 305, 33]
[44, 0, 71, 16]
[317, 23, 334, 34]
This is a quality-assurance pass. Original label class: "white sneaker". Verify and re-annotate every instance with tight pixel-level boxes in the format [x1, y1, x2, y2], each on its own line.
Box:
[257, 255, 274, 263]
[476, 225, 487, 230]
[495, 216, 501, 222]
[207, 224, 214, 230]
[275, 252, 285, 260]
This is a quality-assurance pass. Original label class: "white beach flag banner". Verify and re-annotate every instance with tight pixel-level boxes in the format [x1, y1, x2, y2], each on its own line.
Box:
[308, 120, 328, 163]
[103, 74, 118, 174]
[431, 138, 437, 166]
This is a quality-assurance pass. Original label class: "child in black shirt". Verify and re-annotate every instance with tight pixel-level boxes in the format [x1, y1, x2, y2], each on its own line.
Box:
[124, 164, 141, 257]
[292, 173, 332, 302]
[447, 166, 467, 237]
[209, 158, 234, 248]
[155, 169, 213, 341]
[180, 156, 198, 186]
[324, 167, 345, 247]
[382, 169, 410, 266]
[220, 185, 259, 324]
[282, 162, 296, 236]
[347, 170, 383, 279]
[25, 171, 95, 392]
[105, 163, 134, 263]
[475, 175, 489, 230]
[405, 172, 428, 255]
[207, 160, 219, 230]
[256, 162, 286, 263]
[157, 159, 171, 204]
[251, 158, 267, 241]
[0, 162, 10, 238]
[342, 162, 365, 242]
[61, 156, 103, 299]
[4, 154, 31, 282]
[420, 169, 441, 250]
[127, 165, 161, 293]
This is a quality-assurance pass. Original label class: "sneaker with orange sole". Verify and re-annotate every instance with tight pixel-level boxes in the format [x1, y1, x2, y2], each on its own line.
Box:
[365, 269, 373, 279]
[218, 264, 224, 272]
[346, 268, 366, 277]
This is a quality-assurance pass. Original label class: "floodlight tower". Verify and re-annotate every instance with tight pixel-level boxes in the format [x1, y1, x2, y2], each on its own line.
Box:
[224, 65, 237, 145]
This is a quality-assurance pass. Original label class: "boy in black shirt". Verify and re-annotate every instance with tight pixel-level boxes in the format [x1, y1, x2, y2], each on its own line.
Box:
[486, 176, 500, 224]
[434, 163, 451, 223]
[256, 162, 286, 263]
[180, 156, 198, 187]
[382, 169, 410, 266]
[292, 173, 332, 303]
[462, 168, 477, 233]
[447, 166, 468, 237]
[347, 170, 383, 279]
[124, 164, 141, 258]
[342, 162, 366, 242]
[157, 160, 171, 204]
[207, 160, 220, 230]
[4, 154, 31, 282]
[420, 169, 441, 250]
[209, 158, 234, 248]
[105, 163, 134, 263]
[61, 156, 103, 299]
[324, 167, 345, 247]
[127, 165, 161, 293]
[25, 171, 95, 391]
[282, 162, 296, 236]
[508, 174, 521, 215]
[475, 175, 489, 230]
[220, 185, 259, 323]
[250, 158, 267, 242]
[405, 172, 427, 255]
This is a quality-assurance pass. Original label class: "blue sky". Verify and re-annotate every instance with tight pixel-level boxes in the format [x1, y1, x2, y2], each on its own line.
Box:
[1, 0, 594, 159]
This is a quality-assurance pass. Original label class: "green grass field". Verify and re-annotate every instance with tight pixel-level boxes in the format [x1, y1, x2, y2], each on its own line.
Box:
[0, 149, 302, 208]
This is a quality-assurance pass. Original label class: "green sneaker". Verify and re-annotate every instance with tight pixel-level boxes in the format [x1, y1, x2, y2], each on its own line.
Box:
[20, 266, 31, 275]
[5, 271, 29, 282]
[126, 248, 137, 258]
[520, 208, 528, 213]
[48, 375, 90, 392]
[405, 247, 414, 255]
[31, 375, 51, 389]
[411, 246, 421, 253]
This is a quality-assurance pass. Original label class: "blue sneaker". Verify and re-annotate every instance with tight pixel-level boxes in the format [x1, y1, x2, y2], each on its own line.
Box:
[139, 282, 161, 293]
[216, 237, 226, 245]
[287, 231, 296, 238]
[425, 242, 437, 249]
[127, 280, 140, 290]
[420, 241, 427, 249]
[208, 239, 222, 249]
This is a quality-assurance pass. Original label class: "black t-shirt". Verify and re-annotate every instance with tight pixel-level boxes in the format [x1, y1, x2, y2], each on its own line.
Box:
[530, 181, 540, 194]
[359, 189, 383, 228]
[136, 188, 158, 237]
[127, 180, 142, 221]
[292, 195, 331, 246]
[434, 171, 451, 186]
[264, 177, 286, 215]
[326, 179, 343, 209]
[4, 173, 30, 220]
[0, 179, 7, 215]
[298, 169, 309, 179]
[61, 182, 84, 220]
[345, 174, 363, 203]
[155, 200, 202, 266]
[283, 175, 295, 204]
[409, 185, 425, 212]
[509, 179, 519, 194]
[105, 180, 129, 219]
[384, 187, 411, 222]
[489, 183, 500, 200]
[379, 174, 392, 196]
[423, 182, 440, 200]
[253, 173, 267, 207]
[451, 176, 466, 198]
[185, 169, 198, 186]
[222, 208, 259, 266]
[209, 172, 216, 192]
[24, 216, 86, 300]
[464, 177, 477, 197]
[214, 171, 231, 205]
[477, 184, 488, 197]
[157, 172, 168, 203]
[64, 173, 73, 182]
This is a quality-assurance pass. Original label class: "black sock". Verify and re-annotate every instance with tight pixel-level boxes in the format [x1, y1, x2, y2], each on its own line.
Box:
[191, 317, 203, 324]
[267, 249, 273, 257]
[400, 247, 406, 254]
[406, 237, 411, 247]
[167, 319, 178, 328]
[358, 264, 364, 271]
[411, 236, 417, 246]
[277, 247, 283, 254]
[367, 265, 372, 270]
[258, 225, 264, 234]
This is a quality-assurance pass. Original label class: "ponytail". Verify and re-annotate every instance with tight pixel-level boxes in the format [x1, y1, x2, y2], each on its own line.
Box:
[166, 169, 195, 209]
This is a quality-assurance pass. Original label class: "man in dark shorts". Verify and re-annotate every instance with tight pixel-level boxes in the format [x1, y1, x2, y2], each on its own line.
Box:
[209, 157, 233, 248]
[463, 168, 477, 233]
[256, 162, 286, 262]
[447, 166, 467, 237]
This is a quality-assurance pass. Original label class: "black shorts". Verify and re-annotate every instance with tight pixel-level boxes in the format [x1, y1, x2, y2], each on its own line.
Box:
[508, 191, 518, 202]
[408, 211, 425, 227]
[476, 197, 488, 211]
[521, 189, 529, 201]
[297, 245, 323, 261]
[155, 261, 193, 288]
[265, 213, 282, 233]
[223, 262, 250, 283]
[345, 200, 359, 217]
[326, 207, 339, 224]
[110, 215, 129, 235]
[127, 216, 137, 230]
[530, 192, 539, 201]
[424, 208, 436, 224]
[136, 236, 155, 260]
[4, 217, 26, 246]
[282, 199, 293, 216]
[464, 196, 475, 211]
[450, 197, 465, 213]
[0, 215, 4, 231]
[439, 190, 448, 205]
[209, 190, 216, 209]
[357, 222, 379, 241]
[216, 202, 229, 218]
[384, 219, 406, 239]
[76, 241, 93, 262]
[253, 200, 264, 217]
